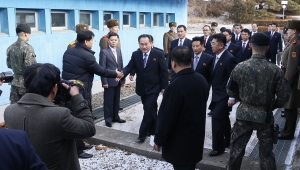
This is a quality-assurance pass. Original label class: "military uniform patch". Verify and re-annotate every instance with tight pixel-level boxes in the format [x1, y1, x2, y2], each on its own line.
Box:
[292, 52, 296, 58]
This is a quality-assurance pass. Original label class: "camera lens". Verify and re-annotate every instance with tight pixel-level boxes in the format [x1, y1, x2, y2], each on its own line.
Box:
[0, 71, 13, 83]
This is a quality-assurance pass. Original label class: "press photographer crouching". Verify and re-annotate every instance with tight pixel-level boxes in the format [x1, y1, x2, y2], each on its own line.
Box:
[4, 63, 96, 170]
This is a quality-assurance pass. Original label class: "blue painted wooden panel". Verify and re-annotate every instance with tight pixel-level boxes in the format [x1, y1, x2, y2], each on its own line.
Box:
[0, 0, 187, 105]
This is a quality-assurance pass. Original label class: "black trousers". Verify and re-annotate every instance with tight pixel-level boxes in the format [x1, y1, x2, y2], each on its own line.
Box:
[139, 93, 159, 138]
[103, 85, 121, 123]
[265, 52, 276, 64]
[280, 108, 298, 138]
[211, 98, 231, 151]
[173, 164, 196, 170]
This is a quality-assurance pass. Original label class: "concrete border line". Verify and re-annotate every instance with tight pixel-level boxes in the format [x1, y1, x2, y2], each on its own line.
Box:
[285, 115, 300, 169]
[85, 125, 284, 170]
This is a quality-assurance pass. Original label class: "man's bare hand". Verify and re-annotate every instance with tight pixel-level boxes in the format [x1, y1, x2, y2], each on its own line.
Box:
[0, 80, 4, 86]
[103, 84, 108, 88]
[129, 75, 134, 81]
[116, 70, 123, 78]
[153, 144, 161, 152]
[62, 83, 79, 96]
[228, 99, 235, 107]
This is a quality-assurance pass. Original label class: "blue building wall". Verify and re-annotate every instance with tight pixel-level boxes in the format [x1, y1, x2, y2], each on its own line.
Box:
[0, 0, 188, 105]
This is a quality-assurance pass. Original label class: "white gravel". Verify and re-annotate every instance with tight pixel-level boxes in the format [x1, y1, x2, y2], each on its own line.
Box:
[79, 145, 176, 170]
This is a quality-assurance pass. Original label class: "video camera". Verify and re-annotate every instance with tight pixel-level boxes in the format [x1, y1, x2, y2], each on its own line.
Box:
[0, 71, 13, 96]
[53, 79, 85, 106]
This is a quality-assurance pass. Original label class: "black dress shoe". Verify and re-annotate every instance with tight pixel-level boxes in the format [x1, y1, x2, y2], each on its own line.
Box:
[105, 122, 112, 127]
[209, 150, 224, 157]
[84, 145, 93, 150]
[117, 119, 126, 123]
[137, 137, 146, 143]
[207, 111, 213, 116]
[78, 152, 93, 159]
[278, 134, 293, 140]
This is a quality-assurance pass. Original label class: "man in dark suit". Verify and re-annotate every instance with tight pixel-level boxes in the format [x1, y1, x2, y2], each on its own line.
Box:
[222, 29, 241, 61]
[231, 24, 242, 44]
[265, 22, 282, 64]
[209, 33, 238, 157]
[154, 46, 209, 170]
[201, 25, 214, 56]
[191, 36, 213, 85]
[0, 128, 47, 170]
[168, 25, 192, 78]
[250, 22, 258, 39]
[122, 34, 168, 142]
[99, 33, 126, 127]
[237, 29, 253, 62]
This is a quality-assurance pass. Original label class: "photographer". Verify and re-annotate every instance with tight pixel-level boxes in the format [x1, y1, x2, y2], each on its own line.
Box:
[4, 63, 95, 170]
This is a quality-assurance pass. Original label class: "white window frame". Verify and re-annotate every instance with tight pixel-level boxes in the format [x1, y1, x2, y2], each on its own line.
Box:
[51, 11, 68, 30]
[139, 13, 145, 26]
[16, 10, 38, 31]
[79, 12, 92, 28]
[123, 13, 130, 27]
[154, 13, 159, 27]
[166, 14, 170, 27]
[103, 12, 113, 28]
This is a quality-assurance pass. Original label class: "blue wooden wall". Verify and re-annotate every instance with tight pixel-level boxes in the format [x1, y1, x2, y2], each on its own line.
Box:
[0, 0, 188, 105]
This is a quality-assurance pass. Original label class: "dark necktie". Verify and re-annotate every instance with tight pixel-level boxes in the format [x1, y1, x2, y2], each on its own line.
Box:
[235, 35, 238, 42]
[179, 39, 183, 46]
[242, 43, 246, 52]
[143, 53, 148, 68]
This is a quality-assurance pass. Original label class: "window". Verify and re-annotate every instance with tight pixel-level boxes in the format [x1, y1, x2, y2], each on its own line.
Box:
[139, 14, 145, 26]
[51, 11, 67, 30]
[103, 13, 112, 26]
[16, 11, 38, 31]
[154, 13, 159, 26]
[123, 13, 130, 26]
[166, 14, 170, 24]
[80, 12, 92, 27]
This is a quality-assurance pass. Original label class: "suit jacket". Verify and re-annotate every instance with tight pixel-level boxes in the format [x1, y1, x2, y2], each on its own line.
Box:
[231, 33, 242, 44]
[211, 50, 238, 102]
[4, 93, 96, 170]
[0, 128, 47, 170]
[201, 36, 214, 56]
[265, 31, 283, 54]
[99, 47, 124, 87]
[155, 68, 209, 166]
[167, 38, 193, 70]
[227, 42, 241, 61]
[237, 41, 253, 62]
[191, 52, 213, 85]
[122, 49, 168, 96]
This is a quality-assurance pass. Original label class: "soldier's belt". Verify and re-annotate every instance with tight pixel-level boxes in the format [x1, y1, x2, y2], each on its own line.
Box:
[240, 101, 266, 109]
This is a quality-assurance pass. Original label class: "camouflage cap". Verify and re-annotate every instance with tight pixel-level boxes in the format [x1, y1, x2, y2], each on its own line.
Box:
[251, 32, 270, 46]
[16, 24, 31, 34]
[107, 19, 119, 28]
[76, 24, 89, 33]
[211, 22, 218, 27]
[283, 27, 288, 34]
[169, 22, 177, 27]
[286, 20, 300, 31]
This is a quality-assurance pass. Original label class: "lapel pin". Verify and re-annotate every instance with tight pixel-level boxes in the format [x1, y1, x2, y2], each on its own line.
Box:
[220, 63, 222, 66]
[203, 63, 206, 66]
[153, 58, 156, 61]
[230, 50, 233, 52]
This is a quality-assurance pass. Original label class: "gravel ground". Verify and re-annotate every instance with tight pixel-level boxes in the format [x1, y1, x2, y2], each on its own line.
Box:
[79, 145, 190, 170]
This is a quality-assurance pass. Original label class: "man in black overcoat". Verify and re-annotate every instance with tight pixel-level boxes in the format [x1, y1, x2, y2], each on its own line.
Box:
[154, 46, 209, 170]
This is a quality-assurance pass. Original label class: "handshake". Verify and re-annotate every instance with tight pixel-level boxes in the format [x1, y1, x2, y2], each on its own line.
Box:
[115, 69, 124, 82]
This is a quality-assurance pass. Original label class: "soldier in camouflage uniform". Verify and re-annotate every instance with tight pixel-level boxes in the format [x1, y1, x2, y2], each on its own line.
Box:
[6, 24, 36, 104]
[67, 24, 89, 49]
[163, 22, 178, 62]
[226, 33, 291, 169]
[278, 20, 300, 140]
[99, 19, 121, 50]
